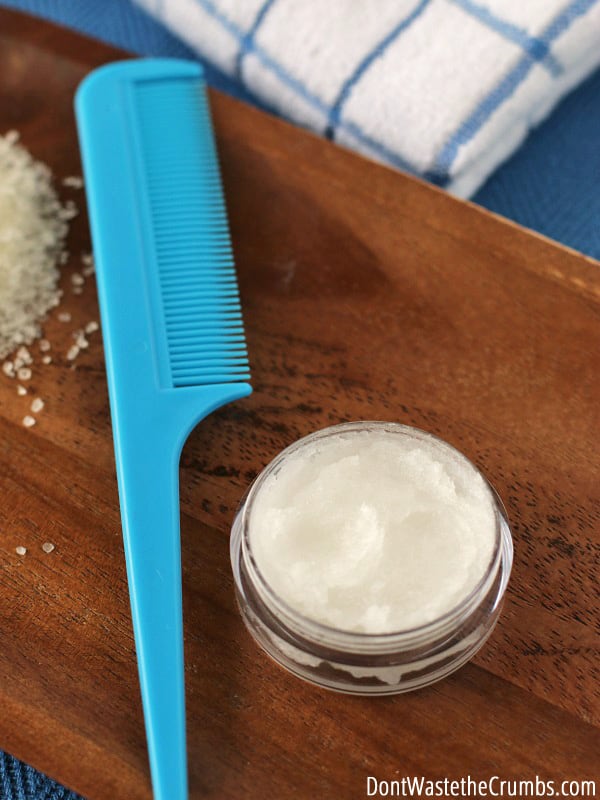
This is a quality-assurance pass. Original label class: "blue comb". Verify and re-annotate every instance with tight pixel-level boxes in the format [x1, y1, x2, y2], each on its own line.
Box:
[75, 59, 251, 800]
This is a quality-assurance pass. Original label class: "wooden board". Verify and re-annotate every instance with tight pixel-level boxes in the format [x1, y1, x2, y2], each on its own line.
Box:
[0, 9, 598, 799]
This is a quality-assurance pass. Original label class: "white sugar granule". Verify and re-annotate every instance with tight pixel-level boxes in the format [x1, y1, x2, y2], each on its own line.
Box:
[0, 131, 71, 359]
[39, 339, 50, 352]
[75, 333, 88, 349]
[42, 541, 55, 553]
[17, 366, 31, 381]
[58, 311, 71, 323]
[16, 345, 32, 364]
[16, 384, 26, 395]
[63, 176, 83, 189]
[66, 344, 79, 360]
[60, 200, 78, 221]
[42, 355, 52, 365]
[30, 397, 44, 413]
[15, 545, 27, 556]
[81, 253, 95, 277]
[22, 415, 35, 427]
[85, 320, 98, 334]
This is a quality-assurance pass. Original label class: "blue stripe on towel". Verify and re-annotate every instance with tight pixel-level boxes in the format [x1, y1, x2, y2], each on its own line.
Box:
[196, 0, 329, 113]
[235, 0, 278, 79]
[195, 0, 416, 173]
[449, 0, 563, 76]
[325, 0, 432, 139]
[426, 0, 597, 185]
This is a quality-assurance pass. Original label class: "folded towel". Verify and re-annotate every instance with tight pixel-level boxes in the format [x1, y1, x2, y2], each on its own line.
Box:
[134, 0, 600, 197]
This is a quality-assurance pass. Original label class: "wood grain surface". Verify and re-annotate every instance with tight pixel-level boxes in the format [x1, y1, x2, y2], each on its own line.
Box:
[0, 9, 598, 800]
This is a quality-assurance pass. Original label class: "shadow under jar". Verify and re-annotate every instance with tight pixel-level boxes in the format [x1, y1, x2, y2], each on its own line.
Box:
[230, 422, 513, 695]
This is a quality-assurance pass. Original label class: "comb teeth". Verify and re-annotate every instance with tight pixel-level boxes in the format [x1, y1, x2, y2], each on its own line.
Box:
[134, 79, 250, 388]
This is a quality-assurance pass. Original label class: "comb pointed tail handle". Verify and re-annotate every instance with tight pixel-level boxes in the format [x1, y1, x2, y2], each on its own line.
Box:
[114, 383, 251, 800]
[117, 428, 187, 800]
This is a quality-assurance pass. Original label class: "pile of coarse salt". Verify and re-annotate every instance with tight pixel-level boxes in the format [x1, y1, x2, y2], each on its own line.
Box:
[0, 130, 74, 359]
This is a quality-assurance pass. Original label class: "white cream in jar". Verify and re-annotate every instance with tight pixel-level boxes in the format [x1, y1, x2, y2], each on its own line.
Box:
[231, 422, 513, 694]
[248, 425, 496, 633]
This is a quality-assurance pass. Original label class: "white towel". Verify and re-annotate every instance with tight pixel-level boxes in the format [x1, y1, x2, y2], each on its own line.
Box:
[134, 0, 600, 197]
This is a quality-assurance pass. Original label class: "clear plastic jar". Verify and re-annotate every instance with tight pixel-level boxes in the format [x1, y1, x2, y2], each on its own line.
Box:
[230, 422, 513, 695]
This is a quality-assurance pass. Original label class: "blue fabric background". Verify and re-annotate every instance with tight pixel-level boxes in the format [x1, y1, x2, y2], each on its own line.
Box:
[0, 1, 598, 799]
[0, 756, 83, 800]
[475, 66, 600, 258]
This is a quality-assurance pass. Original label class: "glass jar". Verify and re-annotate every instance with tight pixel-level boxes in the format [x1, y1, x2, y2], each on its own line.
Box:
[230, 422, 513, 695]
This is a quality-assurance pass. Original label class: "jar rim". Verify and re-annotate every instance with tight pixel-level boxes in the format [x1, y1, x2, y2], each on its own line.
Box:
[239, 421, 509, 648]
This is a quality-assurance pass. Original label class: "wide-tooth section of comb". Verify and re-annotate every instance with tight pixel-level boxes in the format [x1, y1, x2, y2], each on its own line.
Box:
[133, 79, 250, 388]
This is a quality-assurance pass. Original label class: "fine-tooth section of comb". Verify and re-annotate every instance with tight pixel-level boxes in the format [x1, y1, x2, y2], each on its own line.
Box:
[133, 78, 250, 388]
